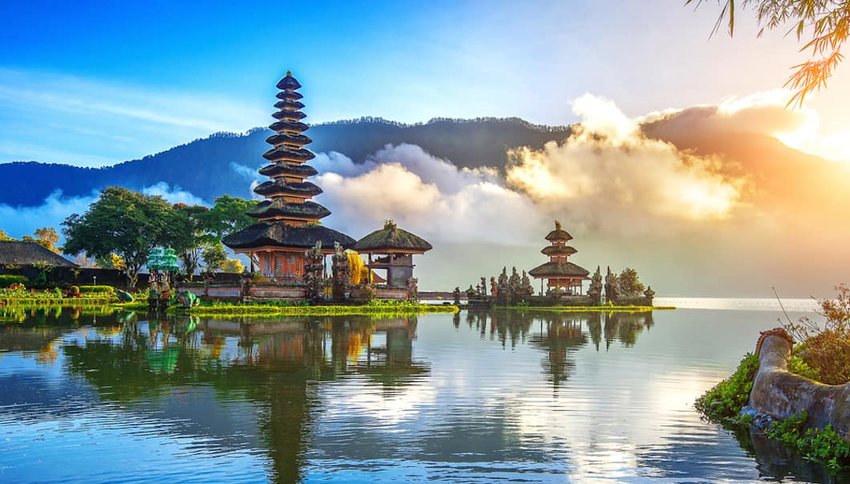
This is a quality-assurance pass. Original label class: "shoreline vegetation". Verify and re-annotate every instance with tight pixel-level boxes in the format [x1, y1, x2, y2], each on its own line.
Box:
[695, 285, 850, 473]
[177, 300, 459, 317]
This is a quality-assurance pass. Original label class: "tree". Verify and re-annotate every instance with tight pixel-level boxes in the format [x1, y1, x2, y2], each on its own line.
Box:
[0, 230, 12, 241]
[618, 267, 646, 297]
[221, 258, 244, 274]
[34, 227, 60, 253]
[169, 204, 212, 279]
[63, 187, 176, 287]
[202, 195, 255, 241]
[689, 0, 850, 105]
[201, 241, 228, 273]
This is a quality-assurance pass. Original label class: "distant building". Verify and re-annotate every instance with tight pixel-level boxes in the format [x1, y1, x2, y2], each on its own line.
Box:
[0, 241, 77, 269]
[223, 72, 355, 281]
[528, 221, 589, 295]
[353, 221, 432, 290]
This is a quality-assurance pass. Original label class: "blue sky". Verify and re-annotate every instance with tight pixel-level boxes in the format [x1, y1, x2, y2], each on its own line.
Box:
[1, 0, 848, 166]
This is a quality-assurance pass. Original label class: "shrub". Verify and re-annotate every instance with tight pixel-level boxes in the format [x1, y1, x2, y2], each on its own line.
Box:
[695, 353, 759, 422]
[78, 285, 115, 294]
[0, 275, 27, 288]
[765, 411, 850, 473]
[784, 284, 850, 384]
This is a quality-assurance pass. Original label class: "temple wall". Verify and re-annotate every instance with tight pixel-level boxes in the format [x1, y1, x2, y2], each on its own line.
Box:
[0, 265, 149, 289]
[750, 330, 850, 439]
[376, 287, 409, 301]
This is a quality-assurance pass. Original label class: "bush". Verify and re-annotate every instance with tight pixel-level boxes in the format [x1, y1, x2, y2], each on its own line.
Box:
[78, 285, 115, 294]
[785, 284, 850, 384]
[0, 275, 27, 288]
[765, 411, 850, 473]
[695, 353, 759, 423]
[798, 329, 850, 384]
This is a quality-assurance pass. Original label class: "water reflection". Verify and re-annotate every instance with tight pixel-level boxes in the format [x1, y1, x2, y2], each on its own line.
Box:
[0, 307, 839, 482]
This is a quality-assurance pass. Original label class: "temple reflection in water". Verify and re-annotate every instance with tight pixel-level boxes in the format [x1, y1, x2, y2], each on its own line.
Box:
[0, 308, 654, 482]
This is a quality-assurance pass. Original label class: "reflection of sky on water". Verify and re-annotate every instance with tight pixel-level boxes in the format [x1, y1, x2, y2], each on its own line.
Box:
[0, 306, 830, 482]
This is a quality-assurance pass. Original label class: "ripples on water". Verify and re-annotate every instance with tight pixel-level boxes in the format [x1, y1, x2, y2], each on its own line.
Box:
[0, 304, 839, 483]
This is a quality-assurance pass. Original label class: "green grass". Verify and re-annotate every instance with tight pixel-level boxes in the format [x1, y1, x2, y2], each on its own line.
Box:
[179, 300, 459, 317]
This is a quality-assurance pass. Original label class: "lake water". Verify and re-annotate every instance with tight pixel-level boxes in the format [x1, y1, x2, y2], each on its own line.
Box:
[0, 300, 839, 483]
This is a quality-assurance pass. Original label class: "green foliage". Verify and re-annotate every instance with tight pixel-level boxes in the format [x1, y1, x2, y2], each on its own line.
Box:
[79, 285, 115, 294]
[788, 353, 821, 381]
[765, 411, 850, 472]
[182, 300, 458, 317]
[618, 267, 645, 297]
[170, 204, 212, 278]
[0, 275, 28, 288]
[695, 353, 760, 422]
[785, 284, 850, 384]
[202, 195, 254, 240]
[221, 258, 243, 274]
[201, 241, 227, 272]
[62, 187, 178, 287]
[0, 230, 13, 241]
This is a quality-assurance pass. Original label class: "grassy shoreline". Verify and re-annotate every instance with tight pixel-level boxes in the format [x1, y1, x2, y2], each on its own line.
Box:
[179, 301, 459, 317]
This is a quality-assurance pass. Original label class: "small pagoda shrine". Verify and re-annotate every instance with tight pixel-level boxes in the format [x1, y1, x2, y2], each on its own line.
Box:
[528, 221, 590, 296]
[223, 72, 354, 282]
[353, 221, 432, 296]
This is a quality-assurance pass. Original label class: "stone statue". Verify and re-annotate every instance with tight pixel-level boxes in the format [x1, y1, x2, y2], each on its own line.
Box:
[643, 285, 656, 305]
[604, 266, 619, 303]
[452, 286, 461, 305]
[480, 277, 487, 296]
[304, 241, 324, 301]
[407, 277, 419, 302]
[588, 266, 603, 305]
[331, 242, 349, 302]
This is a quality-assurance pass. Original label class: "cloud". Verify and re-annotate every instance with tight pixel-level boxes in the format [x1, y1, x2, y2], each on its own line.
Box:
[0, 183, 207, 241]
[316, 145, 546, 245]
[0, 191, 98, 240]
[505, 94, 746, 233]
[141, 182, 208, 206]
[642, 89, 850, 162]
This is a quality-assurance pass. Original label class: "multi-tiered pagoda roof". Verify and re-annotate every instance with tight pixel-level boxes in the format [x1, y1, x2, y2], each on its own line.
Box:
[528, 221, 589, 280]
[224, 72, 354, 251]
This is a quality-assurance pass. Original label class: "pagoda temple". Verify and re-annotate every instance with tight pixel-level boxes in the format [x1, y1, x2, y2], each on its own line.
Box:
[223, 72, 354, 281]
[353, 221, 432, 291]
[528, 221, 590, 296]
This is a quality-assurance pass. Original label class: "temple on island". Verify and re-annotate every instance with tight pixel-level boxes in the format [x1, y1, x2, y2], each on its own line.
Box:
[223, 72, 355, 282]
[353, 221, 432, 294]
[528, 221, 590, 296]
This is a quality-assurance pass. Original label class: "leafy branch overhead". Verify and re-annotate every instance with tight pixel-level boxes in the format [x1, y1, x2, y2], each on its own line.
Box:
[689, 0, 849, 105]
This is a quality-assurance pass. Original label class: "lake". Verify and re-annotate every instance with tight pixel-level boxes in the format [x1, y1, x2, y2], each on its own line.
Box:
[0, 299, 838, 483]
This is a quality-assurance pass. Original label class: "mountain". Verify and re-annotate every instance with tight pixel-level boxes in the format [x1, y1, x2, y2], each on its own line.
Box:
[0, 117, 572, 207]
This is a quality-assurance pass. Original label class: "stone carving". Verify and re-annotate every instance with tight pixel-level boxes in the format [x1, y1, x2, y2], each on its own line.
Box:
[331, 242, 349, 302]
[304, 241, 324, 301]
[588, 266, 603, 304]
[747, 328, 850, 439]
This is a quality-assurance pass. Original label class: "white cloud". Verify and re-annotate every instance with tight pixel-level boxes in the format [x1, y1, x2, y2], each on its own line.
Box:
[316, 145, 547, 245]
[141, 182, 208, 206]
[0, 183, 207, 241]
[506, 94, 746, 233]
